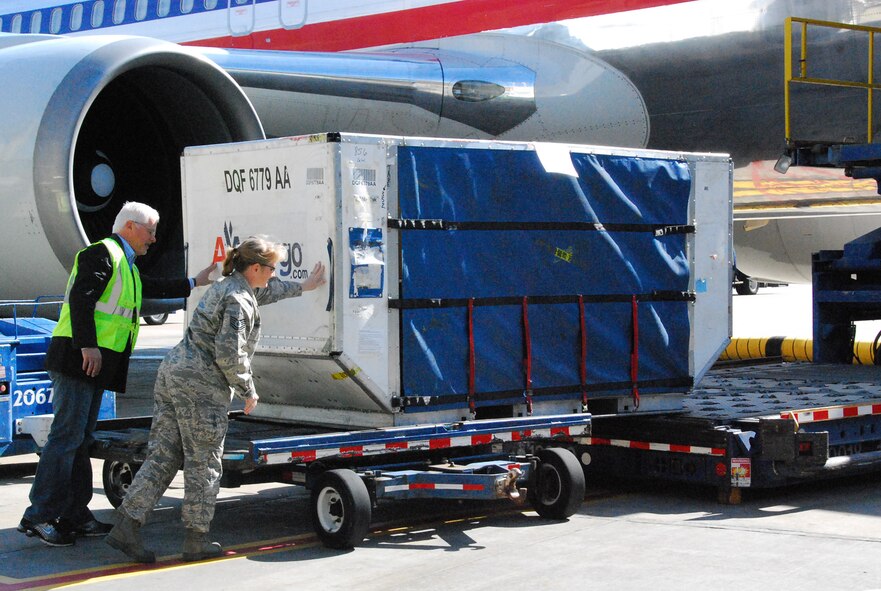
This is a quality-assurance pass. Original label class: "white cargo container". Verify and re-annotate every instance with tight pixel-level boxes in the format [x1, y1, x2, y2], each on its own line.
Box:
[181, 133, 732, 429]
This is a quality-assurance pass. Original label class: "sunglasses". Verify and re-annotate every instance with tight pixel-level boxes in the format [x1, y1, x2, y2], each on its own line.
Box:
[134, 221, 157, 237]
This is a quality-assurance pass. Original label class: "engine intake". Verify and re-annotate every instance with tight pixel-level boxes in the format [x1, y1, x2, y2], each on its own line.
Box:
[0, 34, 263, 300]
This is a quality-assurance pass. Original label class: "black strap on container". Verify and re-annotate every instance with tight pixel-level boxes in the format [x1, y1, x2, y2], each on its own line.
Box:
[387, 218, 694, 235]
[389, 291, 694, 310]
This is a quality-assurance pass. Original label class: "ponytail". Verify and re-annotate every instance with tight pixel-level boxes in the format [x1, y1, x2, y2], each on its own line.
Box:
[221, 247, 240, 277]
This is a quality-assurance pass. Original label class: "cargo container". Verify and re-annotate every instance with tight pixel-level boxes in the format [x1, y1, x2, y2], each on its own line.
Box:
[91, 133, 734, 547]
[180, 132, 732, 428]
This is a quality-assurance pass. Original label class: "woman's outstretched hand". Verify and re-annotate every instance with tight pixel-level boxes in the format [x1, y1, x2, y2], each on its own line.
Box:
[301, 261, 327, 291]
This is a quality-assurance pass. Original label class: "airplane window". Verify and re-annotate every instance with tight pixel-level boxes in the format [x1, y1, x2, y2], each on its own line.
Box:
[30, 11, 42, 33]
[135, 0, 147, 21]
[50, 7, 62, 33]
[204, 0, 218, 9]
[92, 0, 105, 27]
[280, 0, 307, 29]
[157, 0, 171, 17]
[112, 0, 126, 25]
[11, 14, 21, 33]
[70, 4, 83, 30]
[180, 0, 193, 14]
[228, 0, 254, 36]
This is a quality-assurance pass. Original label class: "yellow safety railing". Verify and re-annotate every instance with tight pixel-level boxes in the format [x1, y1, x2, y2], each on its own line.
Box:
[784, 16, 881, 145]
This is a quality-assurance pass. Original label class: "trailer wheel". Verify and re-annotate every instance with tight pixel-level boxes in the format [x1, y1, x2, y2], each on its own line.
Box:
[310, 469, 371, 549]
[527, 448, 585, 519]
[102, 460, 141, 508]
[735, 277, 759, 296]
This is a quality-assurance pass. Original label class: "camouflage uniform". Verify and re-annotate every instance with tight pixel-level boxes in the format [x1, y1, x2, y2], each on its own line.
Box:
[119, 272, 303, 532]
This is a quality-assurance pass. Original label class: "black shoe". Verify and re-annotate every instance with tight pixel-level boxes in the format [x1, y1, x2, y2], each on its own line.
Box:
[18, 518, 75, 547]
[57, 517, 114, 538]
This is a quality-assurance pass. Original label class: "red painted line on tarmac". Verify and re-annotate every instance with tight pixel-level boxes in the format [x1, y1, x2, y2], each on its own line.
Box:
[1, 562, 163, 591]
[0, 535, 320, 590]
[4, 491, 603, 589]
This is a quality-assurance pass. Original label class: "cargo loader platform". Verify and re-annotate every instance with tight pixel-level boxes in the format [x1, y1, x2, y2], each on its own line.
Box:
[584, 362, 881, 503]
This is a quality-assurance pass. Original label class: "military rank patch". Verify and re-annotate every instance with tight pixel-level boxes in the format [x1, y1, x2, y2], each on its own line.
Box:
[229, 316, 246, 333]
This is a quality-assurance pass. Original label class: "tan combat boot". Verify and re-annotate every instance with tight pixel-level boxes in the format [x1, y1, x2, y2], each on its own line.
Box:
[182, 529, 223, 561]
[105, 514, 156, 563]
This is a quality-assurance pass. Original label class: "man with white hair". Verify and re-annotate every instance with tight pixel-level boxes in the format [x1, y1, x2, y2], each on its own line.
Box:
[18, 201, 214, 547]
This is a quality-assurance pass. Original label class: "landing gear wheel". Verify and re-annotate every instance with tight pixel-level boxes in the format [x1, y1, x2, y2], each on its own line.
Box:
[102, 459, 141, 508]
[528, 447, 585, 519]
[310, 469, 371, 549]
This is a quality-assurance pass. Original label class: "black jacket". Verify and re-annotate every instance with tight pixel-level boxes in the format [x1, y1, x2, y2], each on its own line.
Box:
[44, 235, 192, 392]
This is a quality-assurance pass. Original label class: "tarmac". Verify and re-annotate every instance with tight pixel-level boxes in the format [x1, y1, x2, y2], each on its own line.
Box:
[1, 294, 881, 590]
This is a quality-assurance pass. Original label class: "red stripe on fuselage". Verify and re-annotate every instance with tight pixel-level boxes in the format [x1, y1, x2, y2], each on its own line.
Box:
[184, 0, 696, 52]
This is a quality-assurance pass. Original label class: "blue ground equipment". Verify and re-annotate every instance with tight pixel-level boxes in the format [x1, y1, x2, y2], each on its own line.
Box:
[0, 300, 114, 457]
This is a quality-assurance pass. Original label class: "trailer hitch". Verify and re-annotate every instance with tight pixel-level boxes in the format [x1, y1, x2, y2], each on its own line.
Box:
[502, 466, 525, 501]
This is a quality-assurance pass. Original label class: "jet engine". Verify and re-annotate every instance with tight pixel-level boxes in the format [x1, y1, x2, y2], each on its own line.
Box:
[0, 34, 263, 302]
[203, 33, 650, 149]
[0, 31, 651, 305]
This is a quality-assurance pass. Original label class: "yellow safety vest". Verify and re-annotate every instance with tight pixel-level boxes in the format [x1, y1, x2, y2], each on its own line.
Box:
[54, 238, 142, 352]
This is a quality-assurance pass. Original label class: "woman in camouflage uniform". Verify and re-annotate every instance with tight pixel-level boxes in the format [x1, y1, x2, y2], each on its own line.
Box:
[106, 236, 326, 563]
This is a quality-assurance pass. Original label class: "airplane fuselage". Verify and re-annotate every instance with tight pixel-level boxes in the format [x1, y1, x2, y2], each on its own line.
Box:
[2, 0, 881, 293]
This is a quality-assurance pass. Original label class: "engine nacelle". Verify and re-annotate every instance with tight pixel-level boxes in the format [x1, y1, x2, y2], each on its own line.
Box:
[218, 33, 650, 149]
[0, 34, 263, 301]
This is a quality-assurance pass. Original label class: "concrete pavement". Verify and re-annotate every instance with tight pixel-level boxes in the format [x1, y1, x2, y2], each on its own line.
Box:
[2, 292, 881, 590]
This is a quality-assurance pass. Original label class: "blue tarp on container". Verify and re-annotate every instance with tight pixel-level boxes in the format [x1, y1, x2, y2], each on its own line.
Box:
[395, 146, 692, 411]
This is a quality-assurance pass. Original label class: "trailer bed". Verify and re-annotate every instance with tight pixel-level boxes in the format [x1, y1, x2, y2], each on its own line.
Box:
[90, 412, 592, 547]
[584, 361, 881, 502]
[684, 362, 881, 421]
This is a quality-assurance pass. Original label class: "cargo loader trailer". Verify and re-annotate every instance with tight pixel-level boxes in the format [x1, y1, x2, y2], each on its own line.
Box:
[92, 412, 590, 548]
[86, 133, 731, 547]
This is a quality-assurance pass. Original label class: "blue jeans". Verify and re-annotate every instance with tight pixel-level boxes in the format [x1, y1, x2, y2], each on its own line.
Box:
[23, 371, 104, 525]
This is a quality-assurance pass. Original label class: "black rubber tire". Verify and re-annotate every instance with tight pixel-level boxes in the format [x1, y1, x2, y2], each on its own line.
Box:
[310, 469, 371, 549]
[102, 459, 141, 508]
[735, 278, 759, 296]
[143, 313, 169, 325]
[527, 447, 585, 519]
